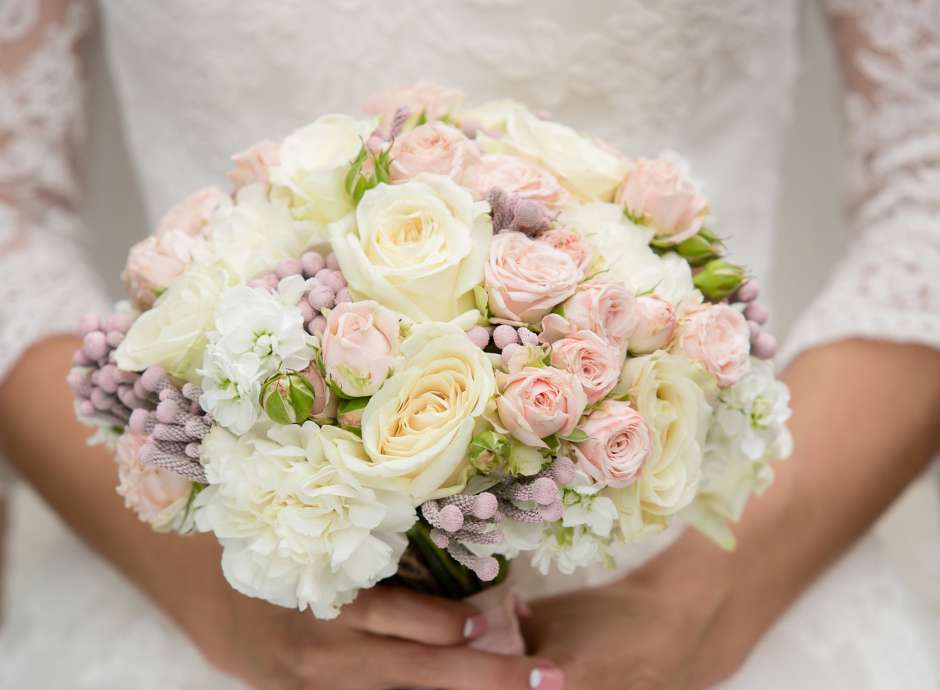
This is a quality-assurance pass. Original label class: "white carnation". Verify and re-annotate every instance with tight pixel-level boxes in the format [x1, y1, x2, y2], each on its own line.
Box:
[199, 277, 315, 434]
[195, 422, 416, 619]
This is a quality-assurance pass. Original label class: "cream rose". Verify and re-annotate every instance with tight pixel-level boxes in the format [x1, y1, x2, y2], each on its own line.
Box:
[115, 262, 234, 382]
[478, 104, 628, 201]
[484, 231, 582, 324]
[496, 366, 587, 448]
[123, 186, 230, 308]
[608, 352, 713, 539]
[353, 323, 496, 502]
[571, 400, 652, 489]
[115, 432, 192, 532]
[616, 156, 708, 245]
[389, 122, 479, 183]
[549, 330, 623, 404]
[673, 305, 751, 387]
[270, 114, 376, 223]
[329, 173, 492, 322]
[463, 154, 572, 208]
[321, 300, 401, 398]
[630, 296, 678, 354]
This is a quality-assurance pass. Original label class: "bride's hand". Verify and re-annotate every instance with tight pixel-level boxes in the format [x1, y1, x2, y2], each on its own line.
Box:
[194, 580, 559, 690]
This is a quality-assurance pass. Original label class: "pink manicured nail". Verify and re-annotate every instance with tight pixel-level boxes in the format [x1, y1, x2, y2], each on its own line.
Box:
[530, 666, 565, 689]
[463, 614, 488, 640]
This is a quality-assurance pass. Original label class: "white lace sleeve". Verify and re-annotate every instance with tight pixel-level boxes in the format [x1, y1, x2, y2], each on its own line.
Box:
[0, 0, 108, 388]
[781, 1, 940, 363]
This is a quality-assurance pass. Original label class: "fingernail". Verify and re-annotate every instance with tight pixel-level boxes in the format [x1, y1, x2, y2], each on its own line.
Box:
[530, 666, 565, 690]
[463, 613, 488, 640]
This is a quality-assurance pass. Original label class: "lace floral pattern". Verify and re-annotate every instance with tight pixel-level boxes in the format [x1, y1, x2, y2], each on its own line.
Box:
[782, 0, 940, 362]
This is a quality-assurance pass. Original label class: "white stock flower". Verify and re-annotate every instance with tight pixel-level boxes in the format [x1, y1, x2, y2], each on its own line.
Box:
[531, 525, 611, 576]
[195, 422, 416, 620]
[684, 359, 792, 548]
[608, 352, 714, 541]
[329, 173, 492, 322]
[199, 277, 315, 434]
[270, 114, 376, 223]
[351, 322, 496, 503]
[478, 104, 629, 202]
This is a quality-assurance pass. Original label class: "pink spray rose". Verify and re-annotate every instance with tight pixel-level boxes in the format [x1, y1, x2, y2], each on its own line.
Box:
[227, 139, 281, 189]
[496, 366, 587, 448]
[122, 186, 229, 308]
[300, 363, 338, 423]
[484, 232, 583, 324]
[389, 122, 480, 182]
[559, 279, 638, 352]
[538, 227, 593, 273]
[571, 400, 651, 488]
[362, 81, 464, 133]
[629, 295, 678, 354]
[321, 300, 401, 397]
[550, 330, 624, 404]
[673, 304, 751, 386]
[616, 157, 708, 245]
[463, 154, 572, 208]
[115, 433, 192, 531]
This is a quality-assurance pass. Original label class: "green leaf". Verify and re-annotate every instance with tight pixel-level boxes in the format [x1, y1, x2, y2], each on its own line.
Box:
[472, 285, 489, 320]
[557, 428, 589, 443]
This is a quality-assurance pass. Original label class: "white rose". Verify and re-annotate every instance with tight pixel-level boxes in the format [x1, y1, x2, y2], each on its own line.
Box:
[195, 422, 416, 619]
[351, 322, 496, 503]
[270, 114, 376, 223]
[459, 98, 526, 133]
[559, 203, 699, 307]
[115, 262, 234, 382]
[330, 174, 492, 322]
[201, 184, 323, 283]
[478, 104, 628, 202]
[608, 352, 714, 540]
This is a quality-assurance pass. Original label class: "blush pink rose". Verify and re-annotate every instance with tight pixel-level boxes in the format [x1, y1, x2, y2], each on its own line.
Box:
[389, 122, 480, 182]
[463, 154, 572, 208]
[122, 186, 230, 308]
[538, 227, 592, 273]
[227, 139, 281, 189]
[321, 300, 401, 397]
[673, 304, 751, 386]
[629, 295, 678, 354]
[550, 330, 624, 404]
[496, 366, 587, 448]
[485, 232, 583, 324]
[559, 279, 638, 352]
[615, 157, 708, 245]
[571, 400, 651, 488]
[115, 433, 191, 531]
[362, 81, 464, 133]
[300, 363, 338, 423]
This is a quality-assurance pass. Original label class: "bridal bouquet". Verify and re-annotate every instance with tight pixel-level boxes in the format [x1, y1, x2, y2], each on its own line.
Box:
[68, 83, 792, 623]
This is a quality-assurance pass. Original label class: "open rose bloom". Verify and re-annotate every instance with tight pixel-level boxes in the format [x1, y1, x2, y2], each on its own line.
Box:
[69, 83, 791, 626]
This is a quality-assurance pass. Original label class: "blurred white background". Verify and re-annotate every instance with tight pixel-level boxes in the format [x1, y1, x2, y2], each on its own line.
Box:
[4, 0, 938, 647]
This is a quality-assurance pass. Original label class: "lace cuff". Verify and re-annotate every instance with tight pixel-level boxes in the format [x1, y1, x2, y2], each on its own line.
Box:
[781, 1, 940, 364]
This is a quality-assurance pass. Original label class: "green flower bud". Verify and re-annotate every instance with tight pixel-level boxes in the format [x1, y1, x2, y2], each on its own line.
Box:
[676, 230, 724, 267]
[507, 439, 545, 477]
[694, 259, 746, 302]
[337, 396, 369, 431]
[468, 431, 510, 474]
[261, 372, 316, 425]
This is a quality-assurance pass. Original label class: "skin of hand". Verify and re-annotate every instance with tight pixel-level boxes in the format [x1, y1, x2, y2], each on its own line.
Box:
[0, 336, 563, 690]
[524, 339, 940, 690]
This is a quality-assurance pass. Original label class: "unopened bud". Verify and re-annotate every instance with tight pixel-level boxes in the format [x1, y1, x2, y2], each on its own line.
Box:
[676, 230, 724, 266]
[260, 372, 316, 425]
[693, 259, 746, 302]
[337, 396, 368, 430]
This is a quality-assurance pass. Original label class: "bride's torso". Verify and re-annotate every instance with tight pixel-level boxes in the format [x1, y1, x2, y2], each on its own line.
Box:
[99, 0, 798, 284]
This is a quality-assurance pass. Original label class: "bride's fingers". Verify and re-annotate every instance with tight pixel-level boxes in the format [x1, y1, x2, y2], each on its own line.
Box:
[341, 586, 489, 645]
[375, 640, 565, 690]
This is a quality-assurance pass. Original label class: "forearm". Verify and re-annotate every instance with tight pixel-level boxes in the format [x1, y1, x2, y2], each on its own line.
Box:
[636, 338, 940, 681]
[0, 336, 231, 657]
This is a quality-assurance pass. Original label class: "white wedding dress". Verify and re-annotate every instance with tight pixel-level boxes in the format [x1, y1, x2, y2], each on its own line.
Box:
[1, 1, 939, 688]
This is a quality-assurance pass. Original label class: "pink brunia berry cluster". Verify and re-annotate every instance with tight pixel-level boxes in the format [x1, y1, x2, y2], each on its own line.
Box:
[420, 457, 575, 581]
[248, 249, 350, 336]
[730, 280, 776, 359]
